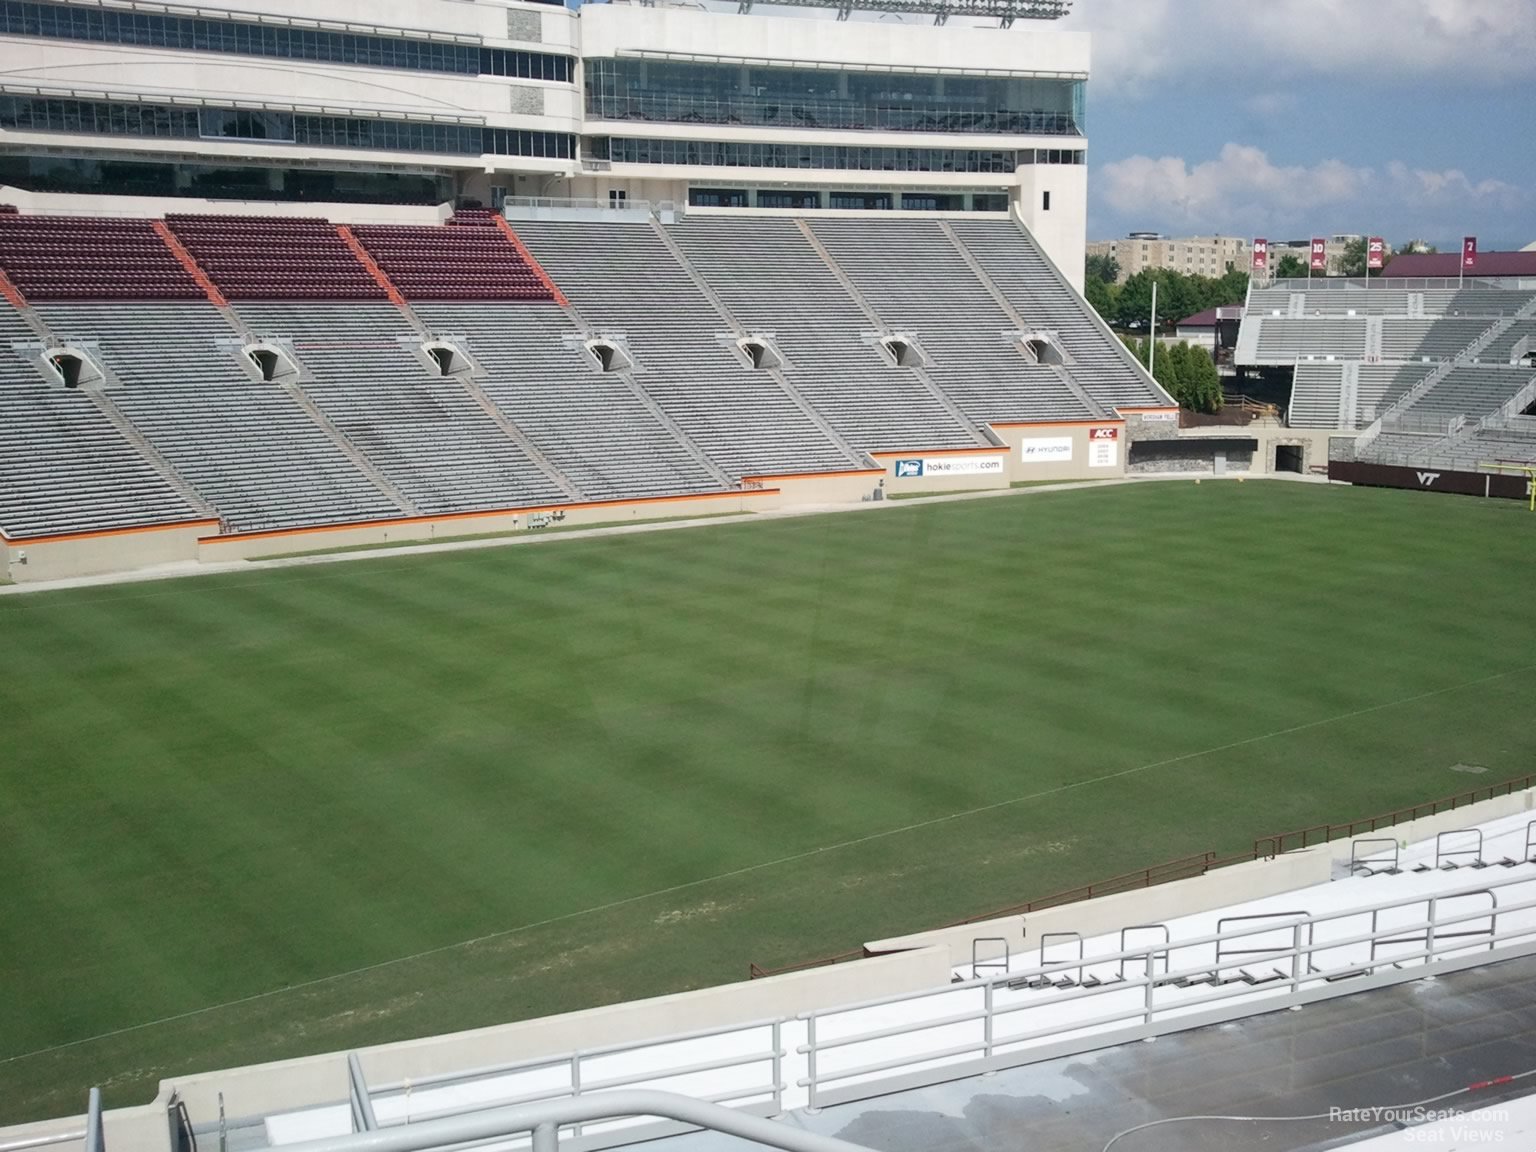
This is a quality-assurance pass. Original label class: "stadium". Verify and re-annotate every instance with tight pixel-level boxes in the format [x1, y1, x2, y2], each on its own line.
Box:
[1, 0, 1536, 1151]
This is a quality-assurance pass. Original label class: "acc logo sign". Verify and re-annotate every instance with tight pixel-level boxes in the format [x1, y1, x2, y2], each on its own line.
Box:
[894, 459, 924, 478]
[1089, 427, 1120, 441]
[1416, 472, 1440, 487]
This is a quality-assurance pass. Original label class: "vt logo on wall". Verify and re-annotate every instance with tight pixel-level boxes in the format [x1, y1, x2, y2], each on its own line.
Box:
[1417, 472, 1440, 487]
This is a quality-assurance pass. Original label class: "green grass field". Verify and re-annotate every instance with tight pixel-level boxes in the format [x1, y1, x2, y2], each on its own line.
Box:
[3, 480, 1534, 1123]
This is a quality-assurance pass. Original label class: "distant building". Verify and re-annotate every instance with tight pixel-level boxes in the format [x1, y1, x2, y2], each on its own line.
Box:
[1087, 234, 1248, 282]
[1270, 235, 1364, 276]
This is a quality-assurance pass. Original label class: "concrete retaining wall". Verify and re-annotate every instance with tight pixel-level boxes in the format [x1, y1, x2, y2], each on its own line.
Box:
[992, 420, 1129, 483]
[2, 521, 214, 582]
[199, 490, 775, 563]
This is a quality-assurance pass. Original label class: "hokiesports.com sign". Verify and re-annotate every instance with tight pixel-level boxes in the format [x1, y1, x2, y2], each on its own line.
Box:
[893, 456, 1005, 478]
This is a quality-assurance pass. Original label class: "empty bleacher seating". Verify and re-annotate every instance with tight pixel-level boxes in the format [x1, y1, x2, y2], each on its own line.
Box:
[515, 220, 861, 478]
[804, 218, 1092, 425]
[237, 303, 569, 513]
[0, 205, 1171, 544]
[350, 214, 553, 302]
[1255, 318, 1367, 360]
[1400, 366, 1536, 420]
[413, 303, 728, 500]
[1379, 318, 1491, 361]
[948, 219, 1166, 412]
[0, 299, 200, 537]
[0, 215, 202, 300]
[672, 217, 1005, 441]
[165, 215, 386, 301]
[1287, 363, 1344, 428]
[1356, 364, 1436, 423]
[37, 303, 403, 531]
[1481, 321, 1536, 364]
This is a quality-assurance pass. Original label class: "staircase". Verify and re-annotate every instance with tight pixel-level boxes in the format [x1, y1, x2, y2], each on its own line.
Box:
[940, 221, 1103, 421]
[649, 218, 871, 468]
[796, 219, 990, 444]
[82, 387, 219, 522]
[453, 371, 585, 502]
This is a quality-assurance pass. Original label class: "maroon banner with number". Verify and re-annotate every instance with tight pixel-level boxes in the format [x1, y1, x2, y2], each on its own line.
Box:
[1367, 237, 1385, 269]
[1252, 238, 1269, 271]
[1310, 238, 1327, 271]
[1463, 236, 1478, 269]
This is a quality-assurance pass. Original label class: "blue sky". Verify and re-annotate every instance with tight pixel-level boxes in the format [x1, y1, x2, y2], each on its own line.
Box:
[1059, 0, 1536, 249]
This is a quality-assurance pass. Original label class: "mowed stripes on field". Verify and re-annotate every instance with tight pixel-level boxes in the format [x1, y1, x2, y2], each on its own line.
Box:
[1, 480, 1533, 1123]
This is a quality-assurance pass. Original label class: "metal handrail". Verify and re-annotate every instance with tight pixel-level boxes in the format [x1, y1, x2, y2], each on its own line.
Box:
[797, 889, 1536, 1099]
[367, 1017, 781, 1096]
[802, 873, 1536, 1033]
[1256, 773, 1536, 856]
[272, 1090, 873, 1152]
[0, 1134, 87, 1152]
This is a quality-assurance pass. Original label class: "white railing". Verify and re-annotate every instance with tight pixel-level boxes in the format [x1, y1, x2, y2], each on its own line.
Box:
[798, 869, 1536, 1109]
[241, 868, 1536, 1146]
[343, 1019, 784, 1151]
[291, 1091, 869, 1152]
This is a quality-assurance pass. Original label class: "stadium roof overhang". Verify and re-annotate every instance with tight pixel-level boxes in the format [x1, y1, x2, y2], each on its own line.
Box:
[730, 0, 1070, 25]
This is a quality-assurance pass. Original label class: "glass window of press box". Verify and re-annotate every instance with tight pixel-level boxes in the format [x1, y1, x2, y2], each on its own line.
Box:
[585, 59, 1084, 137]
[587, 136, 1049, 174]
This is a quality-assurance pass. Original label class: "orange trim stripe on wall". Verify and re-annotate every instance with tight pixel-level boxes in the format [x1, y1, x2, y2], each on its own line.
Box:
[493, 216, 570, 307]
[336, 225, 409, 309]
[151, 221, 228, 308]
[0, 266, 27, 310]
[200, 488, 775, 544]
[3, 518, 219, 546]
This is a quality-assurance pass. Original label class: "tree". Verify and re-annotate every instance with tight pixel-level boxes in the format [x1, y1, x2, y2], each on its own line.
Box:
[1084, 275, 1115, 322]
[1185, 344, 1223, 413]
[1336, 237, 1368, 277]
[1114, 268, 1246, 332]
[1085, 252, 1120, 284]
[1273, 253, 1307, 279]
[1164, 341, 1193, 406]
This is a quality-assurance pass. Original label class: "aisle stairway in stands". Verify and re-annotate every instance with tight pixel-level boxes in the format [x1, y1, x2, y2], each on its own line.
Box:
[413, 303, 728, 501]
[811, 219, 1095, 425]
[38, 303, 403, 532]
[948, 220, 1167, 412]
[669, 217, 981, 451]
[236, 303, 570, 516]
[0, 298, 202, 537]
[0, 203, 1183, 545]
[515, 220, 864, 479]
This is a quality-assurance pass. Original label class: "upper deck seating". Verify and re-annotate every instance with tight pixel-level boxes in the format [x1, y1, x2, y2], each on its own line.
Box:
[165, 215, 386, 301]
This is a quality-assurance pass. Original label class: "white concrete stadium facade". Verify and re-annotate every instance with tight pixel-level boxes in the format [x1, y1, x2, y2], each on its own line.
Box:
[0, 0, 1090, 281]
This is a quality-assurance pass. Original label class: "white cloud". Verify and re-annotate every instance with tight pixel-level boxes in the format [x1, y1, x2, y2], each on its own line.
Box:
[1096, 144, 1530, 238]
[1065, 0, 1536, 93]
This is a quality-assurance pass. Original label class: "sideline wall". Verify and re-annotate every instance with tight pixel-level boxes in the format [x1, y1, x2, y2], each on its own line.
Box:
[2, 521, 212, 583]
[740, 469, 884, 505]
[992, 419, 1129, 483]
[871, 448, 1009, 495]
[201, 491, 775, 562]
